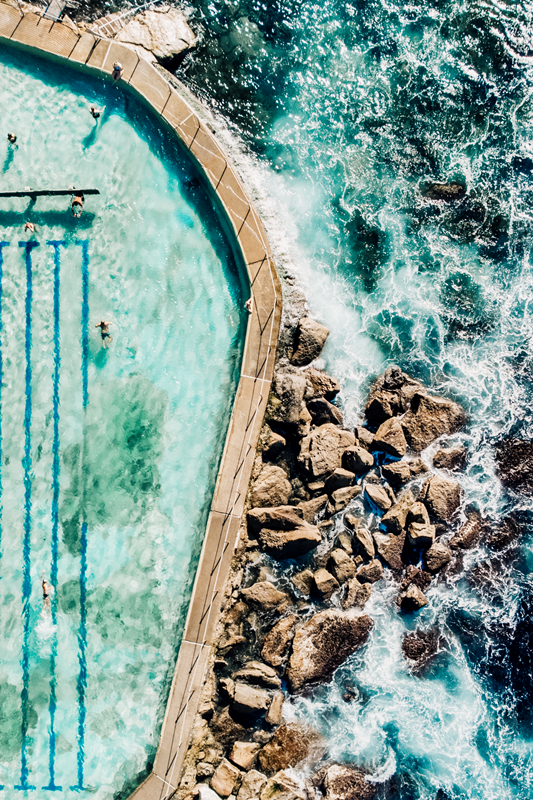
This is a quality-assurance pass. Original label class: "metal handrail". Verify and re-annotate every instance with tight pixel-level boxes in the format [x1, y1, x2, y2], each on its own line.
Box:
[89, 0, 165, 37]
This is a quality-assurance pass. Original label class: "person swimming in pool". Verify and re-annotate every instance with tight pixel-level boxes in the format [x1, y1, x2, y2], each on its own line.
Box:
[71, 194, 84, 217]
[7, 132, 16, 144]
[90, 105, 102, 120]
[95, 320, 112, 348]
[41, 573, 52, 612]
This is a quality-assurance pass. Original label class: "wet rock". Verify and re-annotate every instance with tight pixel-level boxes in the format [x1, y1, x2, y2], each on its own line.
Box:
[421, 181, 466, 201]
[232, 683, 270, 716]
[196, 762, 215, 779]
[364, 367, 422, 427]
[381, 491, 415, 533]
[433, 446, 467, 471]
[364, 483, 392, 511]
[373, 417, 407, 458]
[307, 397, 343, 426]
[328, 548, 357, 584]
[262, 615, 298, 667]
[314, 763, 377, 800]
[425, 542, 452, 572]
[247, 506, 304, 536]
[210, 707, 247, 746]
[373, 531, 407, 571]
[410, 458, 429, 477]
[297, 494, 328, 523]
[343, 446, 375, 474]
[401, 392, 467, 453]
[307, 480, 326, 495]
[449, 509, 483, 549]
[353, 526, 375, 560]
[343, 578, 372, 609]
[420, 475, 462, 522]
[494, 438, 533, 495]
[250, 465, 292, 508]
[241, 581, 289, 610]
[258, 722, 321, 774]
[485, 516, 520, 550]
[399, 583, 428, 611]
[381, 460, 411, 488]
[291, 569, 314, 595]
[117, 8, 196, 63]
[313, 568, 340, 599]
[265, 691, 284, 726]
[269, 372, 307, 426]
[407, 502, 430, 526]
[229, 742, 261, 771]
[325, 468, 355, 493]
[337, 531, 354, 554]
[219, 677, 235, 700]
[287, 610, 373, 691]
[291, 317, 330, 366]
[225, 601, 249, 625]
[356, 427, 375, 450]
[233, 661, 281, 689]
[400, 565, 432, 594]
[402, 628, 440, 671]
[258, 521, 322, 560]
[327, 485, 362, 515]
[407, 522, 436, 550]
[304, 367, 340, 400]
[196, 785, 223, 800]
[260, 770, 306, 800]
[299, 424, 356, 478]
[237, 769, 268, 800]
[356, 559, 383, 584]
[262, 429, 286, 461]
[211, 758, 240, 797]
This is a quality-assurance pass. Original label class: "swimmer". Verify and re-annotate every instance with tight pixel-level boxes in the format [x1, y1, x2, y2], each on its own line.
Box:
[7, 132, 16, 144]
[71, 194, 84, 217]
[245, 297, 253, 313]
[90, 105, 102, 120]
[24, 222, 35, 233]
[112, 62, 123, 81]
[41, 572, 52, 612]
[95, 319, 112, 348]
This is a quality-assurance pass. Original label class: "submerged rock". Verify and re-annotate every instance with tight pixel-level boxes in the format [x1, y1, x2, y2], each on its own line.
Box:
[485, 516, 520, 550]
[402, 628, 441, 672]
[494, 438, 533, 495]
[421, 181, 467, 201]
[287, 610, 373, 691]
[291, 317, 330, 366]
[401, 392, 467, 452]
[258, 722, 322, 774]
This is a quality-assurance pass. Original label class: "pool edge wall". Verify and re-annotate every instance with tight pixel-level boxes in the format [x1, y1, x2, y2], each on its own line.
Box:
[0, 4, 283, 798]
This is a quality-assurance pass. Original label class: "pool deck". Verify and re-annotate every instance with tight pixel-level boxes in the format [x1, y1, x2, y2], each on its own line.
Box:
[0, 3, 282, 798]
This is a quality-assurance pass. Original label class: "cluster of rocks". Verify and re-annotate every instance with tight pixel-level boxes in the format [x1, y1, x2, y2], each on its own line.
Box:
[180, 316, 520, 800]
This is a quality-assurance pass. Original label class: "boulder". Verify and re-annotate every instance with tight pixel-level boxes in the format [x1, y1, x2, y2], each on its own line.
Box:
[297, 494, 328, 523]
[421, 475, 462, 522]
[262, 428, 286, 461]
[287, 610, 373, 691]
[269, 372, 307, 425]
[353, 527, 375, 560]
[399, 583, 428, 611]
[364, 483, 392, 512]
[230, 741, 261, 770]
[356, 427, 375, 449]
[196, 762, 215, 779]
[117, 8, 196, 62]
[291, 317, 330, 366]
[313, 568, 340, 599]
[364, 367, 422, 426]
[402, 628, 441, 672]
[328, 548, 357, 584]
[299, 424, 356, 478]
[407, 502, 430, 526]
[433, 446, 467, 471]
[400, 565, 432, 594]
[237, 770, 268, 800]
[307, 397, 343, 426]
[401, 392, 467, 453]
[260, 770, 306, 800]
[210, 706, 247, 745]
[373, 417, 407, 458]
[494, 438, 533, 495]
[337, 531, 354, 554]
[241, 581, 289, 610]
[421, 181, 466, 201]
[250, 465, 292, 508]
[291, 568, 314, 595]
[373, 531, 407, 571]
[304, 367, 341, 400]
[343, 578, 372, 609]
[258, 722, 321, 774]
[449, 509, 483, 549]
[211, 758, 240, 797]
[407, 522, 436, 550]
[262, 615, 297, 667]
[233, 661, 281, 689]
[424, 542, 452, 572]
[356, 559, 383, 584]
[325, 468, 355, 493]
[197, 785, 223, 800]
[247, 505, 304, 535]
[258, 522, 322, 560]
[410, 458, 429, 477]
[485, 516, 520, 550]
[381, 491, 415, 533]
[381, 460, 411, 487]
[327, 485, 362, 515]
[315, 763, 377, 800]
[343, 446, 375, 474]
[265, 690, 284, 726]
[232, 683, 270, 716]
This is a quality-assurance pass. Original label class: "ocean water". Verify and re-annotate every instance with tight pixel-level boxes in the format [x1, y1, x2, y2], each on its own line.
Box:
[0, 46, 245, 798]
[176, 1, 533, 797]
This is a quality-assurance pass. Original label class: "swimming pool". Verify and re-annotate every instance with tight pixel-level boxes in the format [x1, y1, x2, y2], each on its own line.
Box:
[0, 46, 246, 798]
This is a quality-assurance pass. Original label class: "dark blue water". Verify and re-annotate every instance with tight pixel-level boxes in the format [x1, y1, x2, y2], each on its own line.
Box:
[178, 1, 533, 797]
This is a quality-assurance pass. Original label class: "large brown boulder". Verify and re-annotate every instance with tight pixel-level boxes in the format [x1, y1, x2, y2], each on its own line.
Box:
[307, 397, 343, 426]
[381, 460, 411, 487]
[343, 446, 374, 474]
[237, 770, 268, 800]
[381, 490, 415, 533]
[449, 509, 483, 549]
[494, 438, 533, 495]
[291, 317, 330, 366]
[304, 367, 340, 400]
[314, 763, 377, 800]
[401, 392, 466, 452]
[258, 522, 322, 560]
[297, 493, 328, 523]
[343, 578, 372, 609]
[258, 723, 322, 774]
[364, 483, 392, 511]
[250, 465, 292, 508]
[260, 770, 306, 800]
[287, 610, 373, 691]
[402, 628, 441, 672]
[232, 682, 270, 716]
[262, 615, 297, 667]
[420, 475, 462, 522]
[247, 505, 304, 535]
[299, 424, 356, 478]
[364, 366, 422, 427]
[242, 581, 289, 609]
[269, 371, 308, 425]
[433, 446, 467, 471]
[373, 417, 407, 458]
[328, 548, 357, 584]
[424, 542, 452, 572]
[373, 531, 407, 571]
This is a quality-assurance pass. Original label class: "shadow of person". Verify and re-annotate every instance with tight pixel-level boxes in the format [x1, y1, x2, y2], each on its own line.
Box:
[3, 147, 15, 173]
[82, 125, 98, 150]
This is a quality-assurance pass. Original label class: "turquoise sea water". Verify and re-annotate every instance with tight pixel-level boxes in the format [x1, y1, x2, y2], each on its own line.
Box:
[0, 47, 245, 798]
[179, 1, 533, 797]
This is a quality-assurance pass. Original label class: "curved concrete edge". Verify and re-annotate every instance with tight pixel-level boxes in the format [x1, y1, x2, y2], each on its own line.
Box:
[0, 4, 283, 798]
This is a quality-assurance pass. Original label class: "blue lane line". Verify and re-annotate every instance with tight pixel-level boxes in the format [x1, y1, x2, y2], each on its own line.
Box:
[0, 242, 8, 574]
[43, 241, 66, 792]
[15, 241, 39, 792]
[71, 240, 89, 792]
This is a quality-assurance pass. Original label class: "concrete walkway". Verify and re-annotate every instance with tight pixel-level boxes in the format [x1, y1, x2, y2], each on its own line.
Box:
[0, 3, 282, 797]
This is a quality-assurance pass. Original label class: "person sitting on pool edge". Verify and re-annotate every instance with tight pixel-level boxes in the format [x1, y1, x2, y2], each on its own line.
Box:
[112, 62, 123, 81]
[95, 319, 112, 348]
[71, 194, 84, 217]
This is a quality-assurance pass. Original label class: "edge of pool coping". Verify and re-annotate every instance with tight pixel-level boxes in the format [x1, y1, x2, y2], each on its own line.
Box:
[0, 3, 283, 798]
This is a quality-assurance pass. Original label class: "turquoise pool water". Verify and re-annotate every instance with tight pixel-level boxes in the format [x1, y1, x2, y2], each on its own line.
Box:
[0, 47, 245, 798]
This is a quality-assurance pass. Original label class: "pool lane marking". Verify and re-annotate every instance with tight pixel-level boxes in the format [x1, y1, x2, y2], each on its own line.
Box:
[43, 241, 66, 792]
[71, 239, 89, 792]
[0, 242, 8, 573]
[15, 240, 39, 792]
